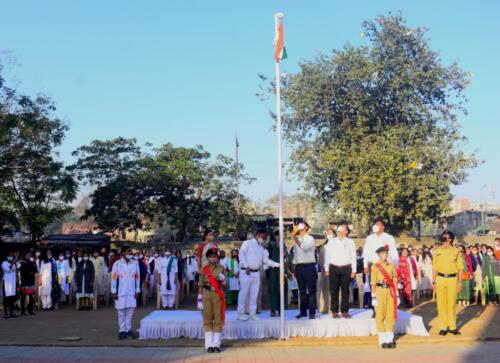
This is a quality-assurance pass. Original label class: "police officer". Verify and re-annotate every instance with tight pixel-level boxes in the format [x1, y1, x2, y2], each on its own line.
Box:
[432, 230, 463, 336]
[197, 247, 226, 353]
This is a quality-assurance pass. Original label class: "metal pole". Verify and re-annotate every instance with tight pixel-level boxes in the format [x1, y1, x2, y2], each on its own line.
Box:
[275, 13, 285, 340]
[480, 185, 486, 234]
[235, 133, 240, 238]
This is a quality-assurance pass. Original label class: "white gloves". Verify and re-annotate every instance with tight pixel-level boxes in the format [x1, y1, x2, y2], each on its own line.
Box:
[218, 273, 225, 282]
[197, 294, 203, 310]
[371, 293, 378, 307]
[396, 294, 400, 306]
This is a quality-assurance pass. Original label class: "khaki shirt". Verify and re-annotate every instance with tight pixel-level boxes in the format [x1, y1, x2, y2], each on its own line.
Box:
[198, 263, 225, 288]
[433, 246, 462, 275]
[370, 261, 397, 291]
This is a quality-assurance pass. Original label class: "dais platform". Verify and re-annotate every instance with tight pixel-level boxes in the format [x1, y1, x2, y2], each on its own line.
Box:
[139, 309, 429, 340]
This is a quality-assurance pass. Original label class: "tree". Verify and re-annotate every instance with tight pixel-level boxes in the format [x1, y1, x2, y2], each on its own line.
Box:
[263, 14, 478, 235]
[69, 138, 147, 232]
[71, 140, 254, 241]
[0, 93, 77, 242]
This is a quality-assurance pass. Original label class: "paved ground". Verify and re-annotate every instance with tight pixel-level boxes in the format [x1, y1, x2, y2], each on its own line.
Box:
[0, 296, 498, 347]
[0, 342, 499, 363]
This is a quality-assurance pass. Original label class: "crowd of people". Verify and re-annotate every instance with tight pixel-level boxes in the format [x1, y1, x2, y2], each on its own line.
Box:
[1, 224, 499, 350]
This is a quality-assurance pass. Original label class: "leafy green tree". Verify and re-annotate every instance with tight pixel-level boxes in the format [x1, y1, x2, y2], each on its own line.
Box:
[0, 93, 77, 242]
[264, 14, 478, 234]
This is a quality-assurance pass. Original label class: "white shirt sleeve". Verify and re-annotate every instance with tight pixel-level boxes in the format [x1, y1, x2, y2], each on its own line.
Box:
[263, 248, 280, 268]
[239, 240, 249, 268]
[349, 239, 357, 273]
[323, 243, 331, 271]
[388, 236, 399, 267]
[362, 237, 371, 269]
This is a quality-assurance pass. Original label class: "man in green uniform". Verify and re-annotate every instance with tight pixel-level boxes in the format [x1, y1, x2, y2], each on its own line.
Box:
[198, 247, 226, 353]
[433, 230, 462, 336]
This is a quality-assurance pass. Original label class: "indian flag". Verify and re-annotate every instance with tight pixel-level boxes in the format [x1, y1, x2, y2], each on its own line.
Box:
[274, 13, 287, 62]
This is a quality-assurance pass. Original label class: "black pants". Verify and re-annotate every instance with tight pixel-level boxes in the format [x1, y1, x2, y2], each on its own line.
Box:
[329, 265, 352, 314]
[296, 263, 317, 315]
[21, 293, 34, 313]
[2, 286, 15, 316]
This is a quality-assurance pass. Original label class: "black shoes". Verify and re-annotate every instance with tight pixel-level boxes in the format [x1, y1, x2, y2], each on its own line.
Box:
[207, 347, 222, 353]
[381, 343, 389, 349]
[387, 342, 396, 349]
[448, 329, 461, 335]
[295, 313, 307, 319]
[213, 347, 221, 353]
[118, 332, 126, 340]
[126, 331, 135, 339]
[309, 312, 316, 320]
[438, 330, 448, 336]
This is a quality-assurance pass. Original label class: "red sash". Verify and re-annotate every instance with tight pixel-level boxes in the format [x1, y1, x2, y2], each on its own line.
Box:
[203, 265, 226, 325]
[375, 263, 398, 320]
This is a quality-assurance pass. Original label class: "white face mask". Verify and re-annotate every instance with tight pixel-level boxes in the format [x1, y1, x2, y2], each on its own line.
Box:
[139, 255, 143, 259]
[59, 256, 64, 260]
[125, 254, 133, 260]
[154, 254, 159, 258]
[326, 234, 334, 239]
[83, 256, 89, 261]
[487, 251, 494, 256]
[372, 225, 380, 233]
[165, 253, 172, 257]
[35, 252, 41, 257]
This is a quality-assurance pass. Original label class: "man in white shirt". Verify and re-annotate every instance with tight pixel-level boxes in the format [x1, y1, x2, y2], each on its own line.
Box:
[363, 220, 399, 274]
[288, 222, 317, 319]
[237, 230, 279, 321]
[324, 224, 356, 318]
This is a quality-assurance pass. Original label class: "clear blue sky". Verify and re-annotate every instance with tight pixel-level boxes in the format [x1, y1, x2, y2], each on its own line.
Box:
[1, 0, 499, 205]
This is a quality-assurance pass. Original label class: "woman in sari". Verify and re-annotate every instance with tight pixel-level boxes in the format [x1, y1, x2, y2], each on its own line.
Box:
[397, 248, 416, 307]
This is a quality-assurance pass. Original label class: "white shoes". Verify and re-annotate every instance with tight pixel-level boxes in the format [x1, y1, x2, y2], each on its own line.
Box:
[249, 313, 260, 321]
[238, 313, 249, 321]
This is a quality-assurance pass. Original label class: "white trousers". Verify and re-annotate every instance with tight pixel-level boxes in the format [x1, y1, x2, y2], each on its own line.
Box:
[117, 307, 135, 333]
[161, 294, 175, 307]
[41, 294, 52, 309]
[237, 271, 260, 314]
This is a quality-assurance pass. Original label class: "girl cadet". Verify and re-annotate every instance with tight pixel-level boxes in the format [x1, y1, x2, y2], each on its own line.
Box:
[371, 245, 399, 349]
[197, 247, 226, 353]
[111, 245, 140, 340]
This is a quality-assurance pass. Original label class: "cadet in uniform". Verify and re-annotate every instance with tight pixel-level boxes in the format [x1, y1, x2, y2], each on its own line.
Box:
[433, 230, 462, 336]
[371, 245, 399, 349]
[197, 247, 226, 353]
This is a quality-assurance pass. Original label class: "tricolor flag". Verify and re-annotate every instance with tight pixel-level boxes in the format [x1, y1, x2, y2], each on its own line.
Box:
[274, 13, 287, 62]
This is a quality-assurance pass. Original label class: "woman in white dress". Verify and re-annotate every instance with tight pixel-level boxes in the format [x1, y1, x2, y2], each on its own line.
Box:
[39, 254, 54, 310]
[418, 251, 433, 297]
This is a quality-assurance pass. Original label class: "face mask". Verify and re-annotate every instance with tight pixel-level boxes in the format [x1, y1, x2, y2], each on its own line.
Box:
[165, 253, 172, 257]
[139, 255, 143, 259]
[125, 254, 133, 260]
[35, 252, 41, 257]
[372, 225, 380, 233]
[186, 254, 191, 258]
[327, 234, 334, 239]
[257, 239, 264, 244]
[65, 254, 70, 258]
[154, 254, 159, 258]
[77, 257, 82, 262]
[110, 252, 114, 257]
[59, 256, 64, 260]
[7, 256, 14, 262]
[83, 256, 89, 261]
[29, 257, 34, 262]
[487, 251, 494, 256]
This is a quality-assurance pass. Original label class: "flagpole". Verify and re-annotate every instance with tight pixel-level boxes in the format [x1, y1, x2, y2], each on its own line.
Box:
[235, 133, 240, 238]
[274, 12, 286, 341]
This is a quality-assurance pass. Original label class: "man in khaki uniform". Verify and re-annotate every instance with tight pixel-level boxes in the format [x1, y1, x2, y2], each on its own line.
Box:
[197, 247, 226, 353]
[433, 230, 462, 336]
[371, 245, 399, 349]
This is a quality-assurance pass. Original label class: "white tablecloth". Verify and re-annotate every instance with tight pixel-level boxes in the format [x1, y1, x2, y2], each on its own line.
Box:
[139, 309, 429, 340]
